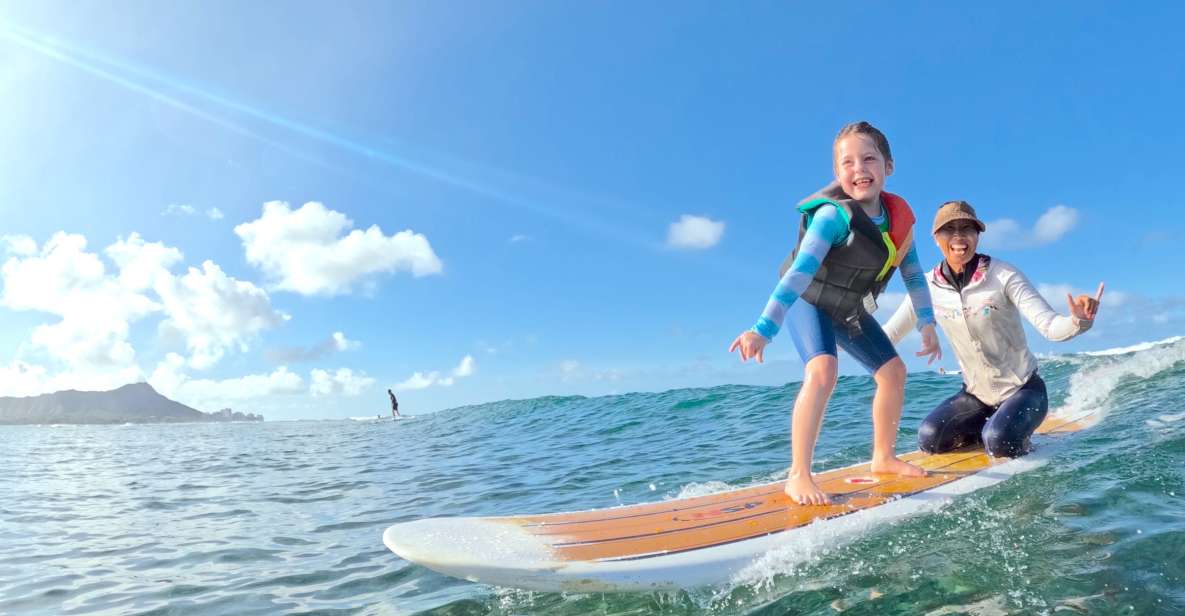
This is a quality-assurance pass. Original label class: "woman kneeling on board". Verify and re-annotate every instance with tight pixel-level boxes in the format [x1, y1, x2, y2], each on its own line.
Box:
[884, 201, 1104, 457]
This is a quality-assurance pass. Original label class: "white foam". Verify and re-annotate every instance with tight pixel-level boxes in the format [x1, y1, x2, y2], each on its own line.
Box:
[1048, 336, 1185, 422]
[923, 596, 1010, 616]
[1080, 335, 1185, 357]
[1146, 411, 1185, 430]
[728, 452, 1052, 592]
[673, 481, 737, 499]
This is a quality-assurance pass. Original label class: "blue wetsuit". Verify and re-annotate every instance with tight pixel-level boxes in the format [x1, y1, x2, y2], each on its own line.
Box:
[752, 202, 935, 373]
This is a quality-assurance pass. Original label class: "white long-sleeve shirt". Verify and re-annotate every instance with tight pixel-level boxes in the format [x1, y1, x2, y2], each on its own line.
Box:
[884, 255, 1090, 406]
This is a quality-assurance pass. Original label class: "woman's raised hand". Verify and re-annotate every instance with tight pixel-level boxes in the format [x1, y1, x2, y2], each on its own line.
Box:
[729, 331, 769, 363]
[1067, 282, 1105, 321]
[916, 323, 942, 365]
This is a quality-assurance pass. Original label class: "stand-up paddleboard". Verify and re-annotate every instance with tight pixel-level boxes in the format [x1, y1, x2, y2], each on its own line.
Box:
[383, 409, 1099, 592]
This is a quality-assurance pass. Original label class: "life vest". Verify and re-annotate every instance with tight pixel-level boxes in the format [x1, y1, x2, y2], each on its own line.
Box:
[779, 192, 916, 331]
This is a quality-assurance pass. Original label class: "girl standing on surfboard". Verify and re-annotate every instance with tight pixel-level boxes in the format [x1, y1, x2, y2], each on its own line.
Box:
[730, 121, 942, 505]
[884, 200, 1103, 457]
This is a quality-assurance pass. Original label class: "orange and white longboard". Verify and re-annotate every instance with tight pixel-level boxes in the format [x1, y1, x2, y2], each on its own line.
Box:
[383, 410, 1097, 592]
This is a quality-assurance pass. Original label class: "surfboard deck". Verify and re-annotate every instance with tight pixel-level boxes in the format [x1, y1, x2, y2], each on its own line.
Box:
[383, 410, 1098, 592]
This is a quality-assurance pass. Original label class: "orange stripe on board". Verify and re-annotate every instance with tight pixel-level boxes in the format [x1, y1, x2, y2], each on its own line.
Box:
[532, 451, 996, 562]
[499, 410, 1095, 563]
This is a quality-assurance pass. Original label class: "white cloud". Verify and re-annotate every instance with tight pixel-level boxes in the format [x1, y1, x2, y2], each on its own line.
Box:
[509, 234, 530, 243]
[393, 355, 476, 391]
[235, 201, 443, 296]
[666, 215, 725, 250]
[181, 366, 304, 398]
[310, 368, 375, 397]
[163, 204, 197, 216]
[105, 233, 184, 291]
[155, 260, 286, 370]
[453, 354, 475, 377]
[149, 357, 374, 408]
[266, 331, 361, 363]
[981, 205, 1078, 250]
[2, 235, 37, 256]
[557, 359, 623, 383]
[0, 360, 50, 397]
[1033, 205, 1078, 244]
[0, 358, 142, 398]
[150, 358, 305, 405]
[332, 331, 360, 351]
[161, 204, 225, 221]
[393, 371, 437, 391]
[2, 233, 160, 367]
[1, 232, 284, 379]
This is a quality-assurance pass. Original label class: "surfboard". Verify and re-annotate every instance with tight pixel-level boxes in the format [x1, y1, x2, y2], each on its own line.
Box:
[383, 409, 1099, 592]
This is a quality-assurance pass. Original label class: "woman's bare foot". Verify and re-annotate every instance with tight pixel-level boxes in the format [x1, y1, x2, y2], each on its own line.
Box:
[785, 470, 832, 505]
[870, 455, 926, 477]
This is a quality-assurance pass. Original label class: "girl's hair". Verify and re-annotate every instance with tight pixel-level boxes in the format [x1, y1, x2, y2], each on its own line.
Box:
[835, 121, 892, 163]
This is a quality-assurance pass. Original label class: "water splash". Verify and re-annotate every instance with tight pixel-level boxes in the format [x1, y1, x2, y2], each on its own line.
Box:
[1052, 337, 1185, 424]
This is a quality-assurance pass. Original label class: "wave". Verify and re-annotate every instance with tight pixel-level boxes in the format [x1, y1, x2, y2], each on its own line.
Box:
[1052, 336, 1185, 424]
[1079, 335, 1185, 357]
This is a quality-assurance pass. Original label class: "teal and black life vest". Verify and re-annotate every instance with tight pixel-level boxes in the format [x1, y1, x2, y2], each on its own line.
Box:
[779, 192, 917, 332]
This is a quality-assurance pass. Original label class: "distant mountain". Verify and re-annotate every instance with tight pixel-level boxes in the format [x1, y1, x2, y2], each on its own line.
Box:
[0, 383, 264, 425]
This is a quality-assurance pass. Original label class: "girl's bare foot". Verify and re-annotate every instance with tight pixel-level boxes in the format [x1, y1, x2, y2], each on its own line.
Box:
[870, 455, 926, 477]
[785, 470, 831, 505]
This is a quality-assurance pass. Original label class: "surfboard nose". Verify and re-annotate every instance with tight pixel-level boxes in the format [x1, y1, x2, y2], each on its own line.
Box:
[383, 518, 558, 577]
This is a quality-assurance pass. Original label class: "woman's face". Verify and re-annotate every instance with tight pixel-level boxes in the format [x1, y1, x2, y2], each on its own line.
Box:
[935, 221, 980, 269]
[833, 134, 893, 205]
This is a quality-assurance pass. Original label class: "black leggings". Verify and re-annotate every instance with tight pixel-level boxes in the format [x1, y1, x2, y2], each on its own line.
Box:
[917, 374, 1048, 457]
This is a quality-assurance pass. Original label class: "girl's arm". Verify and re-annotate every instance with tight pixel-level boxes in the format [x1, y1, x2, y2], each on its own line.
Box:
[897, 243, 936, 329]
[752, 205, 848, 340]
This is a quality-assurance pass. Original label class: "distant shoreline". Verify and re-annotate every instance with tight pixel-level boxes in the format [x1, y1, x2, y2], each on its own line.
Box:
[0, 383, 263, 425]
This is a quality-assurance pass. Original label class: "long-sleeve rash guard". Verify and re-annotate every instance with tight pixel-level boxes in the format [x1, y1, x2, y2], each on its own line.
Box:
[753, 203, 935, 340]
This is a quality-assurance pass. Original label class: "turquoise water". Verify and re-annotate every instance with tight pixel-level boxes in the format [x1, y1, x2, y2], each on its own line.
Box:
[2, 338, 1184, 615]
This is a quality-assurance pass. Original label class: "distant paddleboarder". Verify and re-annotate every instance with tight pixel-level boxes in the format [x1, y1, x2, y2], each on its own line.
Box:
[388, 389, 401, 419]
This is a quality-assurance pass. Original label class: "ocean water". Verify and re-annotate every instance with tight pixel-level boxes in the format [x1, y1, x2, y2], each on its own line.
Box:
[3, 338, 1184, 615]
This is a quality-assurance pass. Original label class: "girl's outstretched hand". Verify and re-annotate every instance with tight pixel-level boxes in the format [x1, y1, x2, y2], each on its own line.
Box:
[916, 323, 942, 364]
[729, 331, 768, 363]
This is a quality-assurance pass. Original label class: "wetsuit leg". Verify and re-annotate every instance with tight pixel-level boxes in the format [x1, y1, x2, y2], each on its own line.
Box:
[917, 388, 993, 453]
[981, 374, 1048, 457]
[786, 300, 837, 363]
[831, 310, 900, 374]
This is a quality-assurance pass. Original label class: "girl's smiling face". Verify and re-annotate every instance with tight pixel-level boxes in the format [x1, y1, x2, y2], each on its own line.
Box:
[833, 134, 893, 206]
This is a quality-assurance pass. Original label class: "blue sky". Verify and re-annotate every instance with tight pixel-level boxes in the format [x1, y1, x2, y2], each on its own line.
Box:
[1, 2, 1182, 419]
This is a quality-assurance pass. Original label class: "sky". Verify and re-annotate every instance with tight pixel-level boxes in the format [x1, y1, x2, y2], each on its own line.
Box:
[1, 2, 1183, 420]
